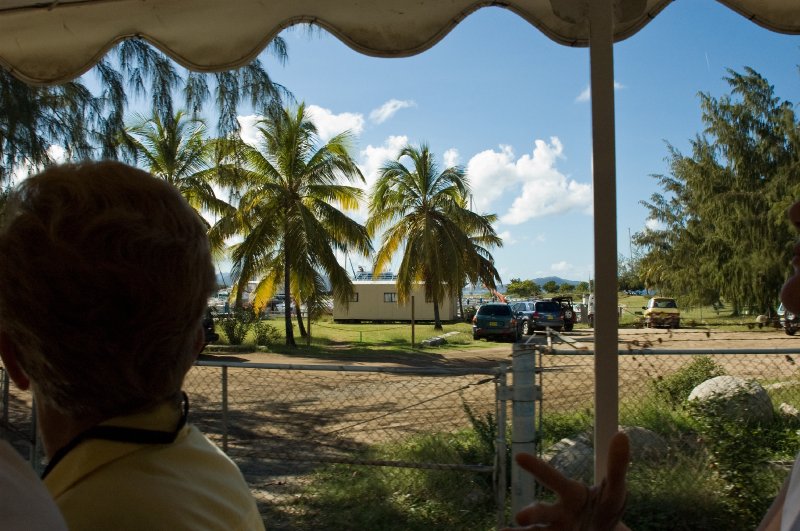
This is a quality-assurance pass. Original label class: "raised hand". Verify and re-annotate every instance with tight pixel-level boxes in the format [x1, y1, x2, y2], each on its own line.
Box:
[505, 431, 631, 531]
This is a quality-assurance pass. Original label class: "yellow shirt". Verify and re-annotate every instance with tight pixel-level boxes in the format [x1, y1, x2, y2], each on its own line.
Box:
[44, 402, 265, 531]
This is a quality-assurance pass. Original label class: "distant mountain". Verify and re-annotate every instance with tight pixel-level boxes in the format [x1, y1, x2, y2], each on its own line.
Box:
[532, 276, 583, 287]
[216, 271, 233, 288]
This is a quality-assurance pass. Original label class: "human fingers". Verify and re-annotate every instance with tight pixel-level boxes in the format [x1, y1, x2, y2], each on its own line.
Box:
[514, 501, 563, 526]
[515, 452, 586, 501]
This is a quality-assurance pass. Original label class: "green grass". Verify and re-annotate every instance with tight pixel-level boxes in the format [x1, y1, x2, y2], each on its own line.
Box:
[209, 315, 504, 358]
[617, 293, 782, 330]
[211, 293, 782, 357]
[296, 429, 497, 531]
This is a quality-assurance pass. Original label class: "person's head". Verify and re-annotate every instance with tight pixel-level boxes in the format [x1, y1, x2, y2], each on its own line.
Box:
[781, 200, 800, 314]
[0, 161, 216, 420]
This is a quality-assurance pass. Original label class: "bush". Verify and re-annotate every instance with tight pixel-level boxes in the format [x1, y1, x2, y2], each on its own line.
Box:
[253, 320, 281, 346]
[464, 305, 477, 323]
[651, 355, 726, 408]
[688, 396, 779, 526]
[218, 307, 255, 345]
[297, 414, 498, 530]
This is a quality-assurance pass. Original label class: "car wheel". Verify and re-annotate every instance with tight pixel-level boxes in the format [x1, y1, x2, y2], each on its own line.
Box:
[786, 327, 797, 336]
[522, 320, 530, 335]
[564, 322, 574, 332]
[473, 332, 480, 340]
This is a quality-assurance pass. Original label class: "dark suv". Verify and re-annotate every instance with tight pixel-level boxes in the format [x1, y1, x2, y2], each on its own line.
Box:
[551, 296, 576, 331]
[472, 303, 520, 342]
[203, 308, 220, 344]
[512, 300, 564, 334]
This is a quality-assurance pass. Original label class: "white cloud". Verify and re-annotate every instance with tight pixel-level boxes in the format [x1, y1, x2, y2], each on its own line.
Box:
[350, 135, 409, 223]
[466, 137, 592, 224]
[238, 106, 365, 146]
[645, 218, 666, 231]
[551, 261, 571, 273]
[306, 104, 365, 142]
[369, 99, 416, 124]
[47, 145, 67, 164]
[575, 81, 626, 103]
[465, 144, 519, 211]
[236, 115, 261, 146]
[497, 230, 515, 245]
[443, 148, 460, 168]
[359, 135, 408, 190]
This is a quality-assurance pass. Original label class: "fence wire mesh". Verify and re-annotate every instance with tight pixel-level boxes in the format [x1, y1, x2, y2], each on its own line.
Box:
[535, 332, 800, 530]
[4, 327, 800, 530]
[173, 362, 503, 529]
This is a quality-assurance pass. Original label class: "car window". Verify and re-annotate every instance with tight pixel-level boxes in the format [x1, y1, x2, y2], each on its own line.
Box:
[655, 299, 677, 308]
[477, 305, 511, 316]
[535, 301, 560, 312]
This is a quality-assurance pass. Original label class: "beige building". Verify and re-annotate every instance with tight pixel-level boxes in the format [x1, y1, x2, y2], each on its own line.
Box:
[333, 281, 458, 322]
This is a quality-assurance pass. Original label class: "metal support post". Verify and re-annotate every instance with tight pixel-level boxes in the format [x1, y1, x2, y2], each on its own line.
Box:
[510, 344, 537, 517]
[496, 363, 509, 528]
[221, 365, 229, 453]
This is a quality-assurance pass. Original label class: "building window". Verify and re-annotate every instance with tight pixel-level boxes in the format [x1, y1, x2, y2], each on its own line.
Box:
[384, 292, 397, 303]
[350, 293, 359, 302]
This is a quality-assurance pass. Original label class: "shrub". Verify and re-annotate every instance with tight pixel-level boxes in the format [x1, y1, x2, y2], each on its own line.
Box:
[253, 320, 281, 346]
[218, 307, 255, 345]
[537, 409, 593, 448]
[688, 396, 779, 527]
[651, 355, 726, 408]
[298, 428, 497, 531]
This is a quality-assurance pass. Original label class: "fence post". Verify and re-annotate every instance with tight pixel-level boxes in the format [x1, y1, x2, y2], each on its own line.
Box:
[496, 363, 509, 528]
[221, 365, 229, 453]
[511, 344, 537, 517]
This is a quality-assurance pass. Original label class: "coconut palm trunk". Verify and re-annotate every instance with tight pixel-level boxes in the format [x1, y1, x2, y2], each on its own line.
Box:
[295, 297, 307, 337]
[284, 249, 296, 347]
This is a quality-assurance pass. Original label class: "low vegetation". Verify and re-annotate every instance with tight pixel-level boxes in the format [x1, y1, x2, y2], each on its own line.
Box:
[280, 355, 800, 530]
[208, 292, 785, 355]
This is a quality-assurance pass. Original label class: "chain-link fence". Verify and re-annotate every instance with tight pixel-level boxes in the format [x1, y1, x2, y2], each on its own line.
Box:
[532, 330, 800, 530]
[0, 361, 508, 530]
[4, 332, 800, 530]
[185, 361, 507, 529]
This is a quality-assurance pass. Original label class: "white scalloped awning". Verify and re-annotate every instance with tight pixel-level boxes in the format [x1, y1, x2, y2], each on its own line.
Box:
[1, 0, 798, 505]
[0, 0, 798, 85]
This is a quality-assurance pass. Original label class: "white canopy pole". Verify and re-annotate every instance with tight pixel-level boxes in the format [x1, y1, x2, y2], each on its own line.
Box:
[588, 0, 619, 481]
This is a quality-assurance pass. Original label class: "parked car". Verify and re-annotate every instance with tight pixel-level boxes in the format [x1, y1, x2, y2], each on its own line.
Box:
[551, 296, 576, 331]
[203, 307, 220, 344]
[642, 297, 680, 328]
[512, 300, 564, 334]
[472, 303, 520, 342]
[778, 302, 799, 336]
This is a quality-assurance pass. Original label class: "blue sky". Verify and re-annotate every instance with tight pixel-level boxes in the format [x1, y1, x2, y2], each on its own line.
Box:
[231, 3, 798, 284]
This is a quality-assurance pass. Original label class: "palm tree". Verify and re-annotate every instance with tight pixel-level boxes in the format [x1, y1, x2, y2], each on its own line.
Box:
[213, 103, 372, 347]
[367, 143, 501, 330]
[123, 110, 233, 222]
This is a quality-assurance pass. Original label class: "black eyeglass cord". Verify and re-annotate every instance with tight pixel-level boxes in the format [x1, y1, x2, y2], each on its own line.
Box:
[41, 392, 189, 479]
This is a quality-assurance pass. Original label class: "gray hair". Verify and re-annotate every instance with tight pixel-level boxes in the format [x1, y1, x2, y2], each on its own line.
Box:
[0, 161, 216, 418]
